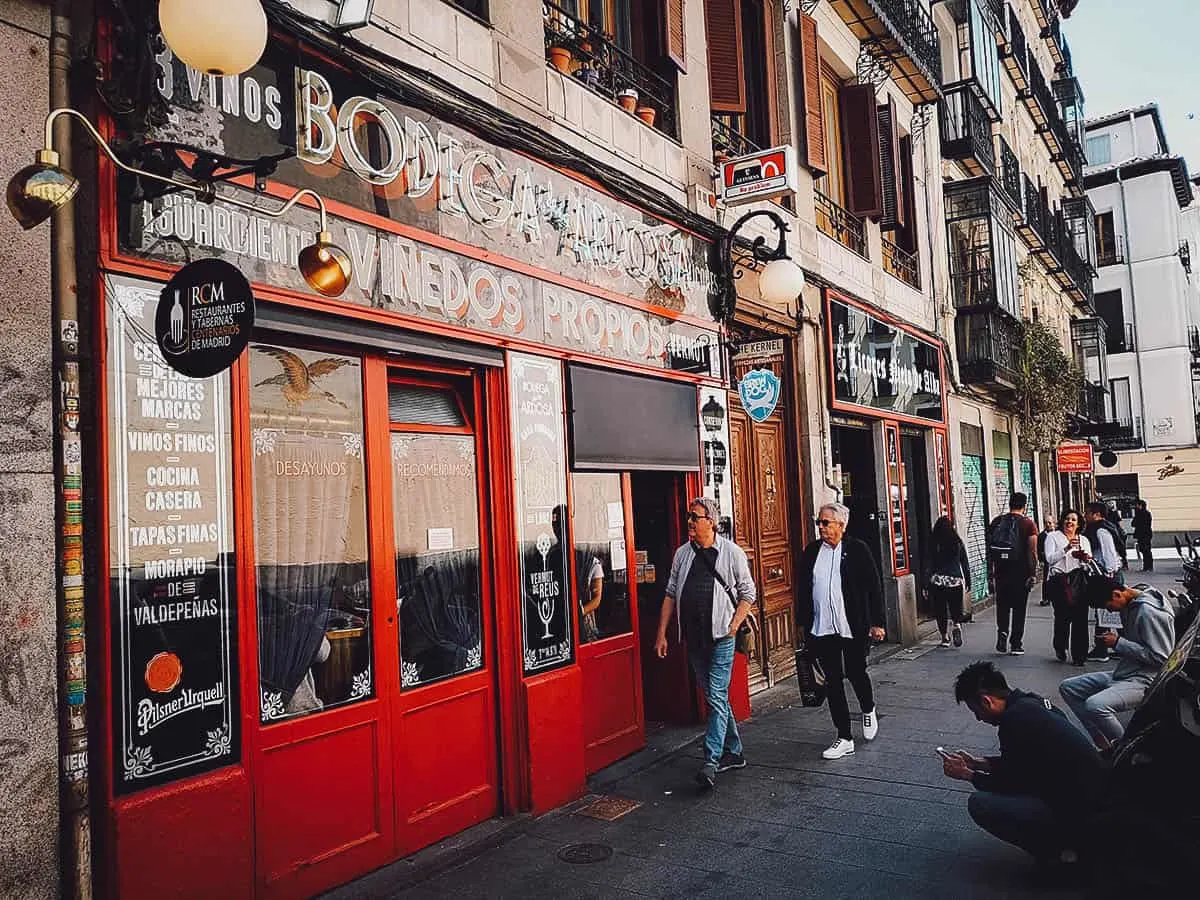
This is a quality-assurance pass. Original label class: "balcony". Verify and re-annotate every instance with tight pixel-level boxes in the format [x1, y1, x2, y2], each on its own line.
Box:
[945, 177, 1020, 314]
[1106, 321, 1135, 355]
[1040, 3, 1066, 71]
[941, 83, 995, 177]
[816, 190, 868, 258]
[1000, 5, 1029, 91]
[955, 308, 1023, 391]
[1058, 33, 1073, 77]
[996, 135, 1021, 212]
[1181, 240, 1192, 275]
[883, 235, 921, 289]
[1097, 235, 1126, 268]
[1077, 381, 1107, 424]
[1105, 417, 1143, 452]
[828, 0, 943, 103]
[543, 1, 677, 139]
[1016, 175, 1049, 250]
[1189, 326, 1200, 371]
[711, 115, 761, 164]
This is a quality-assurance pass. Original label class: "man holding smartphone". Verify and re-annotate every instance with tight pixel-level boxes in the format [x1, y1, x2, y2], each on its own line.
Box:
[942, 662, 1105, 867]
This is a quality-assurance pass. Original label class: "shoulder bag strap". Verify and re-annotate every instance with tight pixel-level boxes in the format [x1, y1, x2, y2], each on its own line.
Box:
[692, 545, 739, 610]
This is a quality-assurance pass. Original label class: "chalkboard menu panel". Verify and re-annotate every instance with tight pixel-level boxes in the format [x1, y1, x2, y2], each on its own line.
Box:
[509, 353, 573, 674]
[106, 274, 238, 794]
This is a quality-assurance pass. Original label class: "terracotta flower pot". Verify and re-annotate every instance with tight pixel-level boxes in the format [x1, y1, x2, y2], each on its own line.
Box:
[714, 149, 729, 166]
[549, 46, 573, 73]
[617, 90, 639, 112]
[635, 106, 657, 127]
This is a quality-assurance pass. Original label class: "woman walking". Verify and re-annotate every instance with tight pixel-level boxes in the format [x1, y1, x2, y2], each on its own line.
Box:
[925, 516, 972, 647]
[1044, 509, 1092, 666]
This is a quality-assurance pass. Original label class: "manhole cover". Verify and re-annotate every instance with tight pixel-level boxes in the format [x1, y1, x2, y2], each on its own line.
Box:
[557, 842, 613, 864]
[576, 796, 643, 821]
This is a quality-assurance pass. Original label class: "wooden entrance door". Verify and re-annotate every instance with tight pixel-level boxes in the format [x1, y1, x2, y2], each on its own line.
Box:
[377, 364, 500, 855]
[729, 400, 798, 690]
[246, 345, 395, 899]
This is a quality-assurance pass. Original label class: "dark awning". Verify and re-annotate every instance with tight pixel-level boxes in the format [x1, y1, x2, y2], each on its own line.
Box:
[254, 302, 504, 368]
[567, 365, 700, 472]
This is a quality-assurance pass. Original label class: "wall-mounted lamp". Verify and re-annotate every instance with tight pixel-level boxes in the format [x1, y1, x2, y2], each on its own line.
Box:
[708, 209, 806, 323]
[159, 0, 268, 76]
[7, 108, 352, 297]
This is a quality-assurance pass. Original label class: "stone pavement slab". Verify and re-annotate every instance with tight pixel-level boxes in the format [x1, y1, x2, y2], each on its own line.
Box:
[325, 563, 1187, 899]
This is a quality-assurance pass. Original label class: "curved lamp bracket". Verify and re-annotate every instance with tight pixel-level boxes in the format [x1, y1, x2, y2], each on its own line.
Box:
[708, 209, 791, 324]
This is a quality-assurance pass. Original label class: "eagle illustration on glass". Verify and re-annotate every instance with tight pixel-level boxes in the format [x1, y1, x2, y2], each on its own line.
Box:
[254, 347, 353, 408]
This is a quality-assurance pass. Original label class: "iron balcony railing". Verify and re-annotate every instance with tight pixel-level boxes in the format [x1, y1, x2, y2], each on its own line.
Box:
[543, 1, 677, 138]
[1001, 5, 1029, 86]
[883, 235, 921, 289]
[711, 114, 761, 161]
[1106, 321, 1135, 355]
[816, 190, 868, 259]
[828, 0, 942, 103]
[1018, 176, 1049, 248]
[1189, 326, 1200, 359]
[1078, 381, 1107, 424]
[1097, 234, 1126, 268]
[940, 83, 995, 177]
[955, 308, 1023, 389]
[1059, 231, 1094, 305]
[996, 136, 1021, 211]
[1059, 34, 1073, 77]
[1107, 417, 1143, 451]
[1181, 240, 1192, 274]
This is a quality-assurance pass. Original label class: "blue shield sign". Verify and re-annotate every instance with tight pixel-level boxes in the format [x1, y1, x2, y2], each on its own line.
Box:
[738, 368, 781, 423]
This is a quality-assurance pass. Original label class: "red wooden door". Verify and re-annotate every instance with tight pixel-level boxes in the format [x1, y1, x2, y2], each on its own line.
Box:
[245, 345, 395, 900]
[577, 474, 645, 774]
[378, 365, 500, 854]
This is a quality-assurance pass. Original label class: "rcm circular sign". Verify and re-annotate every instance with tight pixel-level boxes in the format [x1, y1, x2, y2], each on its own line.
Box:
[156, 259, 255, 378]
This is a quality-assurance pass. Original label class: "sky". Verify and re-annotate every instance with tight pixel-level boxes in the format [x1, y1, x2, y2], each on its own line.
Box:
[1064, 2, 1200, 171]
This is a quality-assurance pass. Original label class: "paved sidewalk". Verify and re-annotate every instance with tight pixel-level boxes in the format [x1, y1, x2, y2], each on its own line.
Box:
[329, 563, 1185, 900]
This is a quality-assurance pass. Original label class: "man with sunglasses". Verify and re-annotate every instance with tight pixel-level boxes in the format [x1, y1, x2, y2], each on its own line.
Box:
[796, 502, 886, 760]
[655, 497, 756, 789]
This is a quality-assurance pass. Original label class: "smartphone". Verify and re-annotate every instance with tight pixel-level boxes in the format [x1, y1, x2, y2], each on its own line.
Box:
[935, 746, 954, 760]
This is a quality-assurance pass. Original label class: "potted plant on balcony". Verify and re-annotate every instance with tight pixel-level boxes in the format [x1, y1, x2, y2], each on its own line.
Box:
[548, 36, 574, 74]
[616, 86, 639, 113]
[635, 101, 657, 127]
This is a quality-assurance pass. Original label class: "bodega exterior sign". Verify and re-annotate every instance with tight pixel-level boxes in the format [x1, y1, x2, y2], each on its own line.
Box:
[156, 259, 255, 378]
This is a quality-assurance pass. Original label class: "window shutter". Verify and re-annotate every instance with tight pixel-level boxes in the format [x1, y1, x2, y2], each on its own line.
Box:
[795, 13, 826, 174]
[898, 134, 917, 248]
[877, 96, 904, 230]
[663, 0, 687, 72]
[705, 0, 746, 113]
[840, 82, 883, 219]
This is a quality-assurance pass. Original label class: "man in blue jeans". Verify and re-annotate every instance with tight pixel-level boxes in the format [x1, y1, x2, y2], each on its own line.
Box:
[655, 496, 756, 789]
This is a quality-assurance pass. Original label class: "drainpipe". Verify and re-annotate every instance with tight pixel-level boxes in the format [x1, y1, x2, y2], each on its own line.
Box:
[1116, 167, 1148, 451]
[50, 0, 92, 897]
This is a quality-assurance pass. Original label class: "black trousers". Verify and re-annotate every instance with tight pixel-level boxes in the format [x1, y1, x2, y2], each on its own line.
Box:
[929, 584, 964, 635]
[995, 579, 1031, 649]
[1136, 538, 1153, 570]
[812, 634, 875, 740]
[1048, 576, 1090, 663]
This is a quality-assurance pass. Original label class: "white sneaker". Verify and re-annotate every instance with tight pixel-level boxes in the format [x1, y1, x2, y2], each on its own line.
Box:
[822, 738, 855, 760]
[862, 709, 878, 741]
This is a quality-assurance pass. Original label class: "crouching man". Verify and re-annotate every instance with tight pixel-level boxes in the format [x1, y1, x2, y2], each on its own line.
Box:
[1059, 577, 1174, 749]
[943, 662, 1106, 867]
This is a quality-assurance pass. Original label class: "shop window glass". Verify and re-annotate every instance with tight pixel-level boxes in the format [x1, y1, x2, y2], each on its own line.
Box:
[572, 473, 631, 643]
[388, 383, 466, 427]
[250, 346, 371, 723]
[392, 431, 484, 687]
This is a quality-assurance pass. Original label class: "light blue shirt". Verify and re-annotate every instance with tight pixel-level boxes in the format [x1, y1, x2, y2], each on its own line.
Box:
[812, 541, 853, 638]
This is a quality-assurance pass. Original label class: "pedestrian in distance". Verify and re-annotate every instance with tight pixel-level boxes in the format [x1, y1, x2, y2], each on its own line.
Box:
[655, 497, 756, 790]
[1059, 576, 1175, 749]
[1037, 517, 1057, 606]
[795, 502, 886, 760]
[1044, 510, 1092, 666]
[924, 516, 971, 648]
[986, 492, 1038, 655]
[1083, 501, 1127, 661]
[942, 661, 1106, 870]
[1132, 499, 1153, 571]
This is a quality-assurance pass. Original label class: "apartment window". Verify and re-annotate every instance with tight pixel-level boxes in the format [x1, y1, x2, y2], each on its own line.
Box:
[1095, 210, 1118, 263]
[706, 0, 777, 150]
[1110, 377, 1132, 425]
[563, 0, 633, 51]
[1095, 289, 1127, 353]
[1086, 134, 1111, 166]
[816, 62, 846, 204]
[448, 0, 488, 19]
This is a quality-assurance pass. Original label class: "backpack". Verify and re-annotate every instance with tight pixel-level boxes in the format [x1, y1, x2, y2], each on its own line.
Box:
[1099, 519, 1129, 567]
[988, 513, 1028, 575]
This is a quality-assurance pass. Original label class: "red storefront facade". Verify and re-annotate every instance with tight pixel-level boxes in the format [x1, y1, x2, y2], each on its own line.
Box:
[89, 30, 744, 899]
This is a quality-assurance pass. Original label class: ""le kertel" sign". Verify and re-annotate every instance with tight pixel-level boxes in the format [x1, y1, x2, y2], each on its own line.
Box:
[717, 146, 799, 206]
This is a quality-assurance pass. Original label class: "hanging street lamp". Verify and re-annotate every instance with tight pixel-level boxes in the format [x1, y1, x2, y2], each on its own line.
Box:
[158, 0, 269, 76]
[708, 208, 806, 324]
